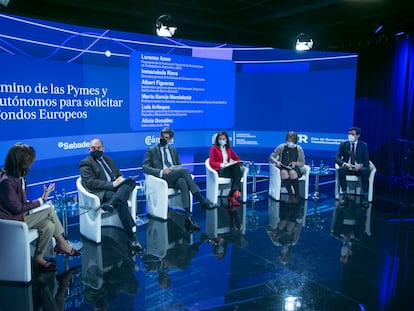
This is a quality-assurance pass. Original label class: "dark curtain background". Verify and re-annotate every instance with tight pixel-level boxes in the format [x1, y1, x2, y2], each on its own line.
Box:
[354, 37, 414, 179]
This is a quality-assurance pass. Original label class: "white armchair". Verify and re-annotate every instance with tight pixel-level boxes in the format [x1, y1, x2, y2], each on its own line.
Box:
[335, 160, 377, 202]
[144, 174, 193, 221]
[268, 163, 310, 201]
[76, 177, 137, 243]
[0, 219, 39, 283]
[205, 159, 248, 204]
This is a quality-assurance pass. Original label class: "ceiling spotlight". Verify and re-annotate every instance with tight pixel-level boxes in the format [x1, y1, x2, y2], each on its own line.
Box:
[295, 33, 313, 51]
[156, 14, 177, 37]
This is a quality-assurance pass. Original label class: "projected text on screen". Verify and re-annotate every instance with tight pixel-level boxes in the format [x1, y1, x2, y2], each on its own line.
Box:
[129, 51, 235, 130]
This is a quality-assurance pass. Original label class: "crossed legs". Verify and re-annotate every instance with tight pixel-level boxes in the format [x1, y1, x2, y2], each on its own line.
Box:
[25, 208, 79, 269]
[102, 180, 137, 240]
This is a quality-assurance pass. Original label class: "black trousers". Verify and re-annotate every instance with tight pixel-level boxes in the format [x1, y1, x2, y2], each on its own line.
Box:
[103, 179, 136, 239]
[162, 168, 200, 210]
[338, 166, 369, 194]
[218, 162, 243, 195]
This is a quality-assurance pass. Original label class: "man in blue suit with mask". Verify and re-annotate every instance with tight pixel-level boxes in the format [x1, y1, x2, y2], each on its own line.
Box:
[335, 127, 370, 207]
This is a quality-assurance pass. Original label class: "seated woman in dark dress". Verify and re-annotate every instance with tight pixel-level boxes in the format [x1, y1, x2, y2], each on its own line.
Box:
[0, 143, 80, 271]
[269, 131, 306, 203]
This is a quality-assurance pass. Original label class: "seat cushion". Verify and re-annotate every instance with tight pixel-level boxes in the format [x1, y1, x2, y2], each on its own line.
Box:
[167, 188, 180, 195]
[217, 177, 232, 184]
[346, 176, 359, 181]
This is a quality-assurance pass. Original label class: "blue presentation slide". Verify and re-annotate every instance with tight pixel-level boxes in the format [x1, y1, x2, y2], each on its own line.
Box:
[129, 51, 235, 130]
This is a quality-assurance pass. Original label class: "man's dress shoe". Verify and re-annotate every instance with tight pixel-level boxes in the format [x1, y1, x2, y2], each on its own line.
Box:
[101, 202, 115, 212]
[340, 195, 349, 206]
[185, 216, 201, 231]
[130, 239, 143, 253]
[201, 200, 220, 210]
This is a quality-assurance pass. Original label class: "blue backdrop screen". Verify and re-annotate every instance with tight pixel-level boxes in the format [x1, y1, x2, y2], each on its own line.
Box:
[0, 13, 358, 173]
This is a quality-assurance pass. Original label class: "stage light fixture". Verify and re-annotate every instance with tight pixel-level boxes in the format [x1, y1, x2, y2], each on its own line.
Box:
[395, 31, 406, 37]
[156, 14, 177, 37]
[295, 33, 313, 51]
[374, 25, 383, 34]
[0, 0, 10, 7]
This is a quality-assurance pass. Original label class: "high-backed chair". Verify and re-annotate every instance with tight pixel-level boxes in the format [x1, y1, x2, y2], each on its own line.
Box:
[144, 174, 193, 221]
[205, 159, 248, 204]
[76, 177, 137, 243]
[0, 219, 39, 283]
[334, 161, 377, 202]
[268, 163, 310, 201]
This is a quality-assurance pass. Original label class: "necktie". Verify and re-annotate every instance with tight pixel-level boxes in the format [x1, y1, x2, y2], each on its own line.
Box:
[350, 143, 356, 165]
[98, 158, 115, 181]
[163, 147, 172, 168]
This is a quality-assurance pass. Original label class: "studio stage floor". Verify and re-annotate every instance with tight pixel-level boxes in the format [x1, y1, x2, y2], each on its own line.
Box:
[1, 176, 413, 311]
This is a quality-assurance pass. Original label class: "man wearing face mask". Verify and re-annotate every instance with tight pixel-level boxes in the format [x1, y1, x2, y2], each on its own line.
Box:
[79, 138, 143, 252]
[269, 131, 306, 204]
[142, 127, 219, 231]
[335, 127, 370, 207]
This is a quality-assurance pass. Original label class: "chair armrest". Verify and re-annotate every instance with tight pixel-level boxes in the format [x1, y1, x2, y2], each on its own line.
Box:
[76, 177, 101, 211]
[144, 174, 168, 195]
[269, 161, 281, 176]
[0, 219, 33, 282]
[369, 161, 377, 177]
[128, 186, 138, 219]
[302, 164, 310, 179]
[268, 161, 282, 200]
[205, 159, 219, 182]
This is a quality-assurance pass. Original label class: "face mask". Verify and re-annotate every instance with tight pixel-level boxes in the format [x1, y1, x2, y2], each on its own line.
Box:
[159, 138, 168, 147]
[218, 139, 226, 146]
[286, 142, 295, 148]
[90, 150, 103, 160]
[348, 134, 356, 142]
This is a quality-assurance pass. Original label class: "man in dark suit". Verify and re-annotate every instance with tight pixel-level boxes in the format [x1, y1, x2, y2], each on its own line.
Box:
[335, 127, 370, 207]
[79, 138, 142, 252]
[142, 127, 219, 231]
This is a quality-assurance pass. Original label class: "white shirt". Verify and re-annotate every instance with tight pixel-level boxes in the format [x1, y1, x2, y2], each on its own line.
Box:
[220, 146, 228, 164]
